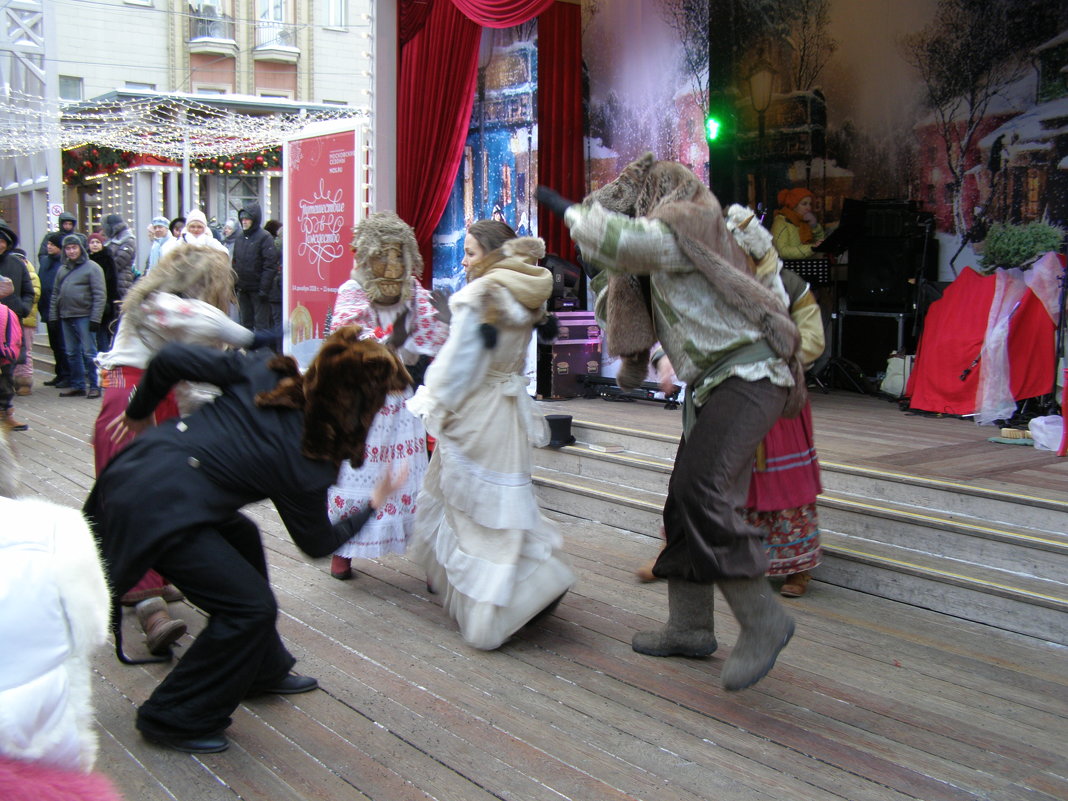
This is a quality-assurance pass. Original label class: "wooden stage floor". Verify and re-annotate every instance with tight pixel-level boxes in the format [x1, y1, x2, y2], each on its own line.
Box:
[7, 379, 1068, 801]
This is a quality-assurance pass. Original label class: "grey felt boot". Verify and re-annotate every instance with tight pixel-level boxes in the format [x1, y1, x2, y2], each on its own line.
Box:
[718, 577, 795, 691]
[631, 578, 717, 657]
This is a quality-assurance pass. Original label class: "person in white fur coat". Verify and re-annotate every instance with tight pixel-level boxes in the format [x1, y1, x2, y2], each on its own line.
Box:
[0, 431, 121, 800]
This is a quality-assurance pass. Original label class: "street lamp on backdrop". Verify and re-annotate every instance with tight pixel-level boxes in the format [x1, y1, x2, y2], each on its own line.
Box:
[748, 57, 775, 213]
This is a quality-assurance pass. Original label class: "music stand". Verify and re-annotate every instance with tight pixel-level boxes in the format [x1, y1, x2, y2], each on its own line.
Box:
[785, 255, 869, 394]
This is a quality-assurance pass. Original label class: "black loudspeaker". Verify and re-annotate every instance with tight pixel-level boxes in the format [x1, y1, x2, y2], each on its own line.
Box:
[846, 208, 937, 312]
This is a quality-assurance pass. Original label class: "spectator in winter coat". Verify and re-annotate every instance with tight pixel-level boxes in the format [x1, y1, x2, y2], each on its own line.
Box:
[160, 209, 229, 258]
[261, 219, 283, 348]
[49, 235, 105, 399]
[231, 202, 279, 331]
[101, 213, 137, 296]
[0, 222, 34, 431]
[144, 215, 173, 275]
[36, 211, 77, 267]
[38, 233, 72, 388]
[169, 216, 186, 239]
[88, 232, 119, 352]
[11, 248, 40, 397]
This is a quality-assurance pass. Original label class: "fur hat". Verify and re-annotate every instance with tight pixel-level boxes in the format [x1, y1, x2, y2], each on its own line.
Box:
[255, 326, 410, 467]
[777, 187, 814, 211]
[62, 233, 86, 252]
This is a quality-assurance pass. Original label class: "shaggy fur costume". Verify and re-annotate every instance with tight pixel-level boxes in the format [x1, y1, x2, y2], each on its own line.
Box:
[351, 211, 423, 303]
[255, 326, 411, 468]
[585, 154, 807, 415]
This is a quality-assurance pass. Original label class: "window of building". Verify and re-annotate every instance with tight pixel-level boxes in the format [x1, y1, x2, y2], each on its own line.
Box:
[125, 81, 156, 91]
[321, 99, 347, 106]
[325, 0, 346, 28]
[58, 75, 83, 101]
[258, 0, 286, 23]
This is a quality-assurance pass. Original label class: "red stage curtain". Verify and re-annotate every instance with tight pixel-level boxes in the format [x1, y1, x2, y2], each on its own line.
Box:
[537, 1, 583, 265]
[397, 0, 481, 282]
[398, 0, 579, 283]
[452, 0, 555, 27]
[399, 0, 433, 44]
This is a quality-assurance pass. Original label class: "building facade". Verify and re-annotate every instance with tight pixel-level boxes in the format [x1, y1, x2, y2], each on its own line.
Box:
[0, 0, 395, 261]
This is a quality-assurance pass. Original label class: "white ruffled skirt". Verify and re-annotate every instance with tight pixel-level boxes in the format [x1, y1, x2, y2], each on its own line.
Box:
[408, 371, 576, 650]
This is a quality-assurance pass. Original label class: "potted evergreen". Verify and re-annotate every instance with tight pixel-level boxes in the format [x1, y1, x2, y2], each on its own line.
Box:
[978, 221, 1064, 273]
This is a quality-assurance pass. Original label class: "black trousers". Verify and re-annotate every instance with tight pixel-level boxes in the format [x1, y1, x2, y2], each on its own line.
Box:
[654, 377, 787, 583]
[135, 513, 295, 739]
[46, 319, 70, 381]
[237, 289, 271, 331]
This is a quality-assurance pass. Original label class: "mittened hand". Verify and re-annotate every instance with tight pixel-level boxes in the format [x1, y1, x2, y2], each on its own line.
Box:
[479, 323, 498, 349]
[536, 186, 576, 219]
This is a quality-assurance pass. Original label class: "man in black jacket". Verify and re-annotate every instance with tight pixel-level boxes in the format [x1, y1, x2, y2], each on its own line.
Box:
[36, 211, 78, 266]
[85, 326, 411, 754]
[0, 221, 34, 431]
[232, 201, 280, 331]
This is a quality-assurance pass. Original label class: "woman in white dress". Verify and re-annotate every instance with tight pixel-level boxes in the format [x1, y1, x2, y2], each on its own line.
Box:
[326, 212, 449, 579]
[408, 220, 576, 650]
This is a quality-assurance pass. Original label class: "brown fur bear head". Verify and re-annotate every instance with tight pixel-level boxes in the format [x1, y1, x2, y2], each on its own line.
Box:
[257, 326, 411, 467]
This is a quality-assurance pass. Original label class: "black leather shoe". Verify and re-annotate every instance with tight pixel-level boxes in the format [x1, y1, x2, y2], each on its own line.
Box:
[262, 673, 319, 695]
[86, 387, 101, 399]
[142, 730, 230, 754]
[59, 388, 86, 397]
[42, 376, 64, 386]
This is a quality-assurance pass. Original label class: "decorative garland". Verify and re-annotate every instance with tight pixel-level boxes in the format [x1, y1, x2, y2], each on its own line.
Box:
[193, 147, 282, 175]
[62, 145, 137, 184]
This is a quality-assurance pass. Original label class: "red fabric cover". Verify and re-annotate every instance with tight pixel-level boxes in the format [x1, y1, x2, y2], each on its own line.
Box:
[745, 402, 822, 511]
[537, 1, 583, 265]
[905, 267, 1055, 415]
[452, 0, 555, 27]
[0, 756, 123, 801]
[397, 0, 481, 285]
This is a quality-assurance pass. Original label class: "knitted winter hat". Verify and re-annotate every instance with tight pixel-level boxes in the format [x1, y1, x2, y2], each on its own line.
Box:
[151, 215, 169, 227]
[47, 232, 65, 248]
[62, 233, 86, 252]
[185, 209, 209, 227]
[777, 187, 814, 211]
[87, 232, 107, 247]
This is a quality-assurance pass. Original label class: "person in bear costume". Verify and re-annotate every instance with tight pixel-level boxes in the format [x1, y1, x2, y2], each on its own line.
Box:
[538, 154, 805, 691]
[85, 326, 410, 753]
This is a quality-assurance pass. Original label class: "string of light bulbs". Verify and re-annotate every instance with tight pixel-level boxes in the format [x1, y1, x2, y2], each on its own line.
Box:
[0, 91, 368, 158]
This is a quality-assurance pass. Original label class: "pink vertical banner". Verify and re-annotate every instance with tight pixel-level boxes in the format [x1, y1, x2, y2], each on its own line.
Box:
[283, 123, 365, 368]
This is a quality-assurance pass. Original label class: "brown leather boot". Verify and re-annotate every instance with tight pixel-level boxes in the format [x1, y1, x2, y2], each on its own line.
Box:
[14, 375, 31, 396]
[2, 408, 28, 432]
[134, 597, 187, 655]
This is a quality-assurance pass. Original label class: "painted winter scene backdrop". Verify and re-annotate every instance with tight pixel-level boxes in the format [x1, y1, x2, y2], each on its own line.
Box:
[430, 0, 1068, 288]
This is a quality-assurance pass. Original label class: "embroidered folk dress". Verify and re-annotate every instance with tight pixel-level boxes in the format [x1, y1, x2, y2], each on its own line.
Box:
[407, 247, 576, 650]
[327, 278, 448, 559]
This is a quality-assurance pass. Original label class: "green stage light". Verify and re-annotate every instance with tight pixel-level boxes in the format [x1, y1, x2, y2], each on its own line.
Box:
[705, 115, 722, 142]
